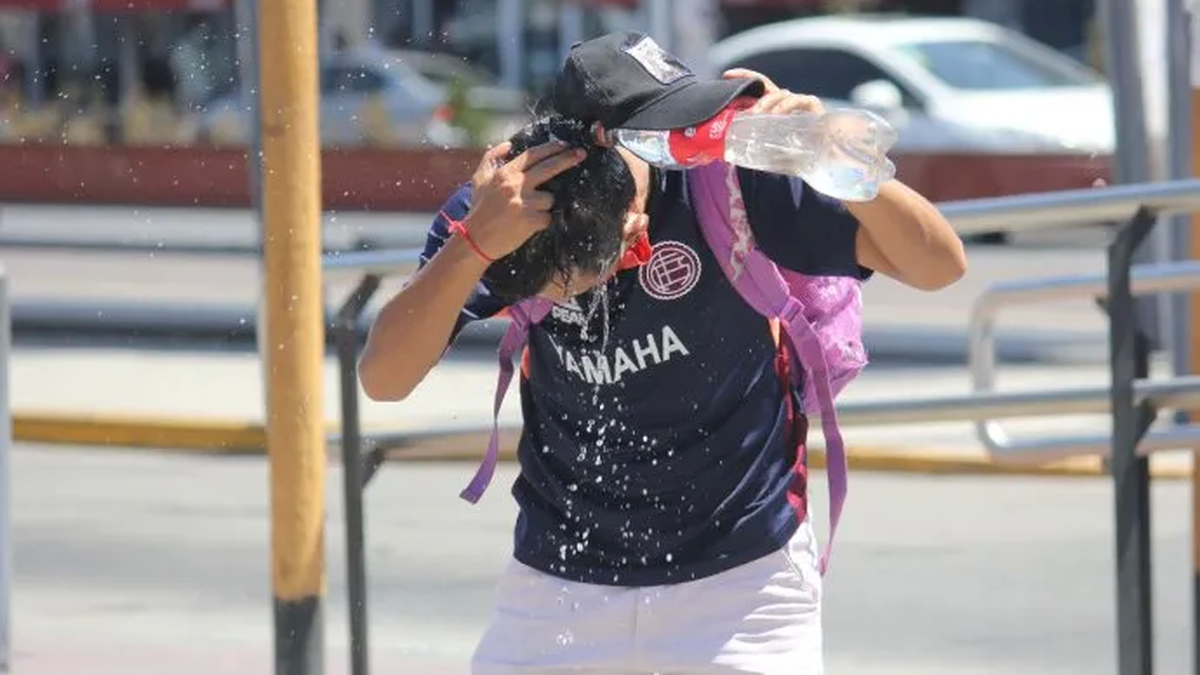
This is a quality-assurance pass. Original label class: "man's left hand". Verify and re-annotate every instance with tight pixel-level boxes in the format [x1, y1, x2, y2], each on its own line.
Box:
[723, 70, 966, 292]
[722, 68, 824, 116]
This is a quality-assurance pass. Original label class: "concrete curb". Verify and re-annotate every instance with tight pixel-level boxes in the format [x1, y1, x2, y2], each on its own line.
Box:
[11, 411, 1190, 480]
[14, 412, 267, 455]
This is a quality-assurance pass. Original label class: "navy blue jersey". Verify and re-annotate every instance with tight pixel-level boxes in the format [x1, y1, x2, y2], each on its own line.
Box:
[418, 168, 869, 586]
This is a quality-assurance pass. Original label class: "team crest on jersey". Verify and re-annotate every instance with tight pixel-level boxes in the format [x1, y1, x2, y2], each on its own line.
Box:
[639, 240, 701, 301]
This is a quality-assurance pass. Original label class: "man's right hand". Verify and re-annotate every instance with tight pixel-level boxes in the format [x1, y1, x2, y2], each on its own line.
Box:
[461, 140, 587, 260]
[358, 141, 584, 402]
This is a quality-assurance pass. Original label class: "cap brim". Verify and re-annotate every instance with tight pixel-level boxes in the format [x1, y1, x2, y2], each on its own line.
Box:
[617, 77, 765, 131]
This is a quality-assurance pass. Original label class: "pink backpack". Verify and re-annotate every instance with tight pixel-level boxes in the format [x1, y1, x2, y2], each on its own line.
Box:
[458, 161, 868, 575]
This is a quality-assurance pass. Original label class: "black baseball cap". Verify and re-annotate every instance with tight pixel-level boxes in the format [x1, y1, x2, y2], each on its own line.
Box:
[552, 31, 765, 131]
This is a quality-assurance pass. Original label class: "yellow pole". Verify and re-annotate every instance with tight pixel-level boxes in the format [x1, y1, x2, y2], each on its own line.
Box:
[258, 0, 325, 671]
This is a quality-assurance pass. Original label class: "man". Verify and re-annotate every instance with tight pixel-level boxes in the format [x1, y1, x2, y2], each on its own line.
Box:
[360, 31, 966, 675]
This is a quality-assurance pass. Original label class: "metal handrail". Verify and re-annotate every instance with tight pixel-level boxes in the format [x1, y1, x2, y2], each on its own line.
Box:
[321, 373, 1200, 467]
[972, 259, 1200, 311]
[966, 260, 1200, 459]
[837, 375, 1200, 426]
[319, 178, 1200, 275]
[322, 247, 424, 276]
[941, 177, 1200, 236]
[831, 376, 1200, 464]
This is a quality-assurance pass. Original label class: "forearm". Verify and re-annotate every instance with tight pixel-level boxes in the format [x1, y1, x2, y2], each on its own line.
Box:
[358, 237, 490, 401]
[846, 180, 967, 291]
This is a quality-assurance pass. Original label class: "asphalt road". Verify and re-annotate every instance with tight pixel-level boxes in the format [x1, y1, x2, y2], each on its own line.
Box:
[9, 445, 1193, 674]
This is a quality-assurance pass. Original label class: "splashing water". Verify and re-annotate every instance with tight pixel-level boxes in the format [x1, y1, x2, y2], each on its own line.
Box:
[578, 279, 612, 349]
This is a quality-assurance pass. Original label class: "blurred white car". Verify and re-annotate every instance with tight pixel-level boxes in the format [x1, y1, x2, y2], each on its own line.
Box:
[710, 15, 1115, 155]
[821, 97, 1067, 154]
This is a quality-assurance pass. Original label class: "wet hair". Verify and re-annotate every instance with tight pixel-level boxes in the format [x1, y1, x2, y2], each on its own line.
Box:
[481, 116, 636, 301]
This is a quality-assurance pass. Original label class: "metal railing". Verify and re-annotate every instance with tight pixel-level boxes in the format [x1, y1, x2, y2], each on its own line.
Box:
[939, 177, 1200, 235]
[322, 247, 424, 276]
[321, 177, 1200, 675]
[968, 260, 1200, 461]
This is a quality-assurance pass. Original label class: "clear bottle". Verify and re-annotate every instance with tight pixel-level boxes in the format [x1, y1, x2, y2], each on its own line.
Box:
[605, 104, 899, 202]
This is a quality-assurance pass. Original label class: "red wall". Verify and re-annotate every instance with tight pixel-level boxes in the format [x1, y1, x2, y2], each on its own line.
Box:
[0, 143, 1112, 212]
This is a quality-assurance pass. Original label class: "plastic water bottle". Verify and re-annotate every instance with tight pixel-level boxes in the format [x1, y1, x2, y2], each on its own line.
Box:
[601, 99, 898, 202]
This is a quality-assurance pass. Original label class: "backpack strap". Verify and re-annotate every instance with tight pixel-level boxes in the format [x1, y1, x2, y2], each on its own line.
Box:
[687, 163, 847, 576]
[459, 297, 552, 503]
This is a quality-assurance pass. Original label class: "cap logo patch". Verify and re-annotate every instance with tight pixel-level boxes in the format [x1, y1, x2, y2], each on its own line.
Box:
[623, 36, 691, 85]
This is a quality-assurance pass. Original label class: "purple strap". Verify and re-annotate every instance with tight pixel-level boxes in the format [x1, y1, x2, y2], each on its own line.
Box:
[687, 164, 848, 575]
[747, 273, 847, 576]
[458, 299, 551, 503]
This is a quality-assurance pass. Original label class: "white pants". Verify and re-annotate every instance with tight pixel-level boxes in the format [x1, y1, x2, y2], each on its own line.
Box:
[472, 518, 823, 675]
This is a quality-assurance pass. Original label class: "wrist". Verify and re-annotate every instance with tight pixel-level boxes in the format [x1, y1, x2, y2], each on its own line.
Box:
[448, 211, 500, 265]
[441, 234, 493, 279]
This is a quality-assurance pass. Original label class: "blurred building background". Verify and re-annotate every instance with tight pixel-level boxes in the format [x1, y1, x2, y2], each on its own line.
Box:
[0, 0, 1133, 218]
[0, 0, 1100, 143]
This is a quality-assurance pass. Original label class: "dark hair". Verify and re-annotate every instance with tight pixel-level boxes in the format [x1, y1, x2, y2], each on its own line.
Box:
[481, 116, 636, 301]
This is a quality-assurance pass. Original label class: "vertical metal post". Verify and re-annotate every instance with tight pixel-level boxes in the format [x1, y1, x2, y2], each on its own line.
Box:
[116, 14, 138, 110]
[235, 0, 269, 410]
[497, 0, 524, 89]
[334, 274, 381, 675]
[259, 0, 326, 670]
[646, 0, 673, 51]
[23, 12, 43, 107]
[412, 0, 434, 49]
[1166, 2, 1200, 670]
[671, 0, 716, 78]
[1102, 0, 1163, 349]
[1183, 5, 1200, 674]
[1102, 0, 1152, 183]
[1171, 0, 1193, 396]
[236, 0, 263, 221]
[1109, 208, 1159, 675]
[559, 2, 584, 60]
[0, 270, 12, 674]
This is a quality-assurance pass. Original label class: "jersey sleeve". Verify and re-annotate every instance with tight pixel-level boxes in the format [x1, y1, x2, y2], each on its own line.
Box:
[737, 168, 873, 281]
[419, 183, 510, 341]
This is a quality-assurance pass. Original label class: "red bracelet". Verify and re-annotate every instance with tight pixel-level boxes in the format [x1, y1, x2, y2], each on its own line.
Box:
[443, 211, 495, 263]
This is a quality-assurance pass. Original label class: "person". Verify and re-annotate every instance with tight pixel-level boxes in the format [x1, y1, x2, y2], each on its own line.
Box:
[360, 31, 966, 675]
